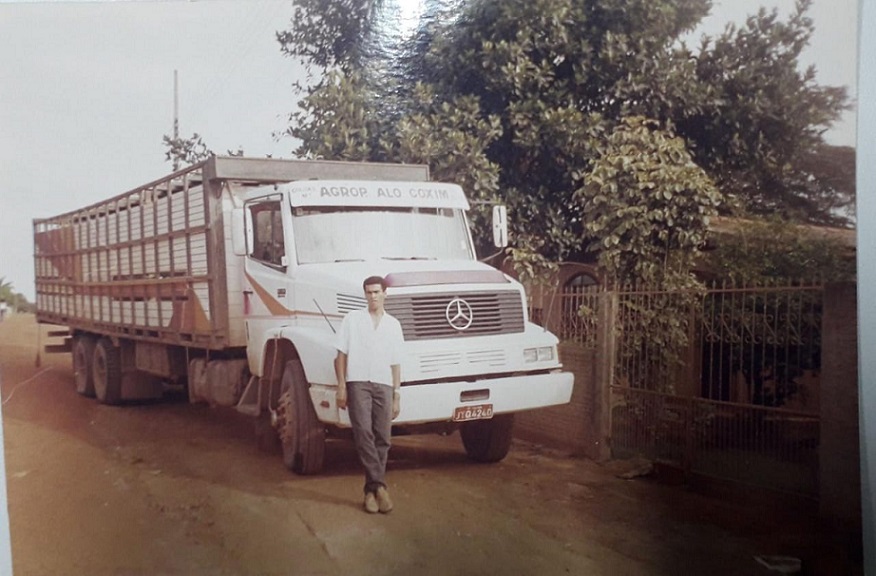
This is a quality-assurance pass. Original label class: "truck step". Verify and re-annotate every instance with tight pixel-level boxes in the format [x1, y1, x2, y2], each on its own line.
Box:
[47, 330, 70, 338]
[44, 341, 72, 354]
[236, 404, 260, 417]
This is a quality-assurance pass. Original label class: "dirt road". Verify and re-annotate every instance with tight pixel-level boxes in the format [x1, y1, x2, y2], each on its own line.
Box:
[0, 314, 851, 575]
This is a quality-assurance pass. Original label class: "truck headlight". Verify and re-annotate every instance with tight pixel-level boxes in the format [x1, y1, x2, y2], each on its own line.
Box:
[524, 346, 555, 363]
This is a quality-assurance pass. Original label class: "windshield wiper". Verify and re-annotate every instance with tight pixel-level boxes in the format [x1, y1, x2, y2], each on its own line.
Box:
[380, 256, 435, 260]
[334, 258, 366, 262]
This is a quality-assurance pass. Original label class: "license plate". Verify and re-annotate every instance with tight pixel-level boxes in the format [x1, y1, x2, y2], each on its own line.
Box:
[453, 403, 494, 422]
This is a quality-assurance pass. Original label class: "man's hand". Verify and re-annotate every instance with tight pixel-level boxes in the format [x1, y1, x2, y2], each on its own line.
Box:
[392, 392, 400, 420]
[336, 385, 348, 410]
[334, 353, 348, 410]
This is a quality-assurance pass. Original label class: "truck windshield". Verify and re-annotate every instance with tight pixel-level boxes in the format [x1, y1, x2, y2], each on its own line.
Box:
[291, 206, 475, 264]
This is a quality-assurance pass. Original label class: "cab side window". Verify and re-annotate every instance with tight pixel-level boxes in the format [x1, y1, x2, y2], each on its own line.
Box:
[248, 200, 286, 268]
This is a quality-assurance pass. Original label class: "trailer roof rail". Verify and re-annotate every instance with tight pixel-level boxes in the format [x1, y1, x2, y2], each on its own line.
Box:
[203, 155, 430, 185]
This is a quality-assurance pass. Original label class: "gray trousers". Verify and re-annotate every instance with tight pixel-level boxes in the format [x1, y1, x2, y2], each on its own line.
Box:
[346, 381, 393, 494]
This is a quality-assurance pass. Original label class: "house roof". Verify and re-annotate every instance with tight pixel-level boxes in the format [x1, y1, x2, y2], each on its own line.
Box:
[708, 216, 857, 250]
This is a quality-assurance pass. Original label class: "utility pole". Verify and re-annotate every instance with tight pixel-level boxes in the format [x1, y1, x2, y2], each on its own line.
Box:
[173, 69, 179, 171]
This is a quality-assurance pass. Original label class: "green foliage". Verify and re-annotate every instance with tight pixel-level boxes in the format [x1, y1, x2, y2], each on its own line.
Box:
[680, 0, 852, 224]
[576, 116, 721, 287]
[162, 134, 246, 165]
[504, 234, 559, 291]
[276, 0, 379, 75]
[0, 277, 33, 314]
[793, 144, 856, 226]
[417, 0, 718, 261]
[276, 0, 852, 274]
[286, 70, 381, 161]
[384, 83, 503, 253]
[0, 277, 12, 304]
[284, 71, 505, 254]
[162, 133, 212, 167]
[572, 116, 720, 385]
[705, 217, 856, 284]
[615, 289, 696, 393]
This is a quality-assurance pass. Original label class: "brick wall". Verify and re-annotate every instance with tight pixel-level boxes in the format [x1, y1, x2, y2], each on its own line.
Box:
[819, 282, 861, 527]
[515, 342, 600, 458]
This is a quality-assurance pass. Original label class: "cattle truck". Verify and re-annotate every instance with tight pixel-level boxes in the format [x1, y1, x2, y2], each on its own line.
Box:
[33, 155, 574, 474]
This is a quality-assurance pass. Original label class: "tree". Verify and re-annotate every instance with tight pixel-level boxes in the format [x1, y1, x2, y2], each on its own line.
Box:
[161, 133, 246, 167]
[276, 0, 852, 265]
[386, 83, 503, 253]
[576, 116, 722, 286]
[574, 116, 722, 385]
[276, 0, 464, 122]
[279, 0, 708, 258]
[0, 277, 33, 314]
[286, 70, 383, 161]
[162, 133, 212, 167]
[793, 144, 856, 226]
[276, 0, 381, 76]
[678, 0, 852, 226]
[389, 0, 717, 261]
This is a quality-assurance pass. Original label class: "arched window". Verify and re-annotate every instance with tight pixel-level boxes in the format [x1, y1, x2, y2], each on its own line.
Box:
[561, 272, 598, 346]
[565, 272, 598, 292]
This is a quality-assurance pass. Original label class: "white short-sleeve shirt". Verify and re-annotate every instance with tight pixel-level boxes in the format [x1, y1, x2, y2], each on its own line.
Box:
[336, 308, 404, 387]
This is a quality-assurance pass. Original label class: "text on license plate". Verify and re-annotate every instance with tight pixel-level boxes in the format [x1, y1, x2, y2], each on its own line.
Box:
[453, 404, 494, 422]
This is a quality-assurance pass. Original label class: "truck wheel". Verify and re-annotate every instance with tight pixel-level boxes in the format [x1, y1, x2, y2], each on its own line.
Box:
[72, 335, 96, 397]
[93, 338, 122, 405]
[460, 413, 515, 463]
[276, 359, 325, 474]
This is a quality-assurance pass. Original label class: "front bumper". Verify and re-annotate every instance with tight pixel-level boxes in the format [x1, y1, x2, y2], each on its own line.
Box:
[311, 370, 574, 427]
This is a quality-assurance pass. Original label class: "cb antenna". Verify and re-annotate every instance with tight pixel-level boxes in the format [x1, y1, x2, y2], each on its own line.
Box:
[173, 69, 179, 171]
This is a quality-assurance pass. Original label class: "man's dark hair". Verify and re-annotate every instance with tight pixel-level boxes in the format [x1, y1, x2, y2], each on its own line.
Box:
[363, 275, 387, 291]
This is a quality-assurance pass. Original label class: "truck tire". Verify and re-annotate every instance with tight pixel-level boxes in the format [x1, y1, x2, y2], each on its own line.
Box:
[460, 413, 515, 463]
[276, 359, 325, 474]
[72, 335, 96, 397]
[93, 338, 122, 405]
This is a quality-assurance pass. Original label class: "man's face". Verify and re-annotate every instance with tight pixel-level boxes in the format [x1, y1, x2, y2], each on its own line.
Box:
[364, 283, 386, 313]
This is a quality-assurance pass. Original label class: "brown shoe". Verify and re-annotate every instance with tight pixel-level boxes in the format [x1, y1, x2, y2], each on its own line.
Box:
[376, 486, 393, 513]
[364, 492, 379, 514]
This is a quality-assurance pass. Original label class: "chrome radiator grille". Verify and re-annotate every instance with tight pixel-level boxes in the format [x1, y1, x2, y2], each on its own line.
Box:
[385, 291, 524, 340]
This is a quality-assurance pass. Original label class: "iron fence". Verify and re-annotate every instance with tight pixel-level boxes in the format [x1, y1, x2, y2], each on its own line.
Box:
[551, 278, 823, 498]
[699, 280, 822, 413]
[611, 387, 819, 496]
[554, 284, 600, 349]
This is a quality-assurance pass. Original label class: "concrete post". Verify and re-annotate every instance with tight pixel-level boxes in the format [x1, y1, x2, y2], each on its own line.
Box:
[595, 290, 617, 462]
[819, 282, 861, 533]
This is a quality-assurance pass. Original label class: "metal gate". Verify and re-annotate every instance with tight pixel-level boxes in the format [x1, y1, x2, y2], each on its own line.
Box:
[605, 280, 822, 498]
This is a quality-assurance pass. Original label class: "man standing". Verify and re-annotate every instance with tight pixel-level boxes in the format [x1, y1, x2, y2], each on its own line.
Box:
[335, 275, 404, 514]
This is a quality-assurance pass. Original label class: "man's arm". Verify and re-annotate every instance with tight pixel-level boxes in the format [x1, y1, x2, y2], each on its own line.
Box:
[391, 364, 401, 420]
[335, 352, 348, 410]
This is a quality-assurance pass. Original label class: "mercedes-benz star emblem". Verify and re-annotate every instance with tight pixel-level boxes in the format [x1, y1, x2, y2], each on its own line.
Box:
[445, 298, 474, 331]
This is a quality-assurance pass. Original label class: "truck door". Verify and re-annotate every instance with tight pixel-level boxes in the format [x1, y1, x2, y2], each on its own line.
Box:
[242, 194, 292, 371]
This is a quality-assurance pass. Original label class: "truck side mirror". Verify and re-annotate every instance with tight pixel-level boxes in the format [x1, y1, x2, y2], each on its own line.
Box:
[492, 205, 508, 248]
[231, 207, 247, 256]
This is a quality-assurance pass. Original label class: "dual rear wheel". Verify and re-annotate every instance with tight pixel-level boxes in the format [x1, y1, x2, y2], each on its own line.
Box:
[72, 336, 95, 397]
[72, 335, 122, 405]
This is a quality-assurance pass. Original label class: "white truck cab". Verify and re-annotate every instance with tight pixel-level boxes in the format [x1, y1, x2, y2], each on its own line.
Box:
[234, 179, 573, 472]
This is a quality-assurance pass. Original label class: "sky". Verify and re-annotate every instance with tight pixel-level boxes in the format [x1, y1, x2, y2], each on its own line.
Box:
[0, 0, 861, 302]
